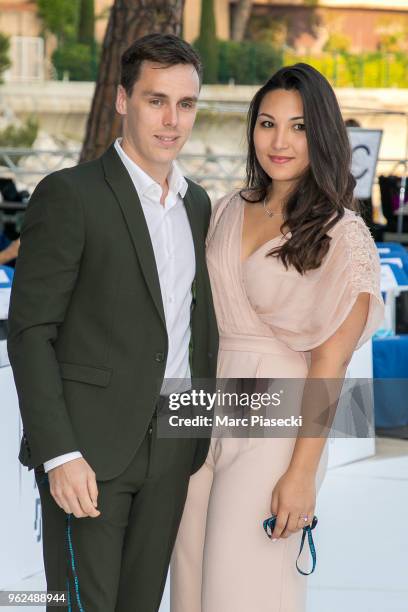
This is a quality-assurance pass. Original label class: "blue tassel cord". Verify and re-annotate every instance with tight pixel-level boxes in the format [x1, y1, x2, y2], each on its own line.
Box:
[66, 514, 85, 611]
[38, 472, 85, 610]
[263, 514, 318, 576]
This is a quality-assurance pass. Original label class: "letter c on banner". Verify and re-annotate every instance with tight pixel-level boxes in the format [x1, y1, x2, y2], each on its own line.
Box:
[352, 144, 370, 180]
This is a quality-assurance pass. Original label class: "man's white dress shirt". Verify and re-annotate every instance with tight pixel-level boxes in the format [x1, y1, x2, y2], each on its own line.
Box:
[43, 138, 195, 472]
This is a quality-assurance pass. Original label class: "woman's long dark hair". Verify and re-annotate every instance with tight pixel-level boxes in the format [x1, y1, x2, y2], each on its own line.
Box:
[241, 63, 357, 274]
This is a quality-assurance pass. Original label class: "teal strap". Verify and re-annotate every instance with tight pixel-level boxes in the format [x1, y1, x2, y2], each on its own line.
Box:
[38, 473, 85, 609]
[66, 578, 71, 611]
[295, 523, 317, 575]
[263, 515, 318, 575]
[66, 514, 85, 611]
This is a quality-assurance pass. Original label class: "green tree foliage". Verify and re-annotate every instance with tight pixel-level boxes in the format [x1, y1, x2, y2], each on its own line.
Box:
[36, 0, 80, 42]
[323, 32, 352, 54]
[0, 32, 11, 83]
[218, 40, 283, 84]
[52, 42, 98, 81]
[0, 116, 39, 149]
[194, 0, 218, 84]
[376, 16, 408, 54]
[36, 0, 98, 81]
[78, 0, 95, 46]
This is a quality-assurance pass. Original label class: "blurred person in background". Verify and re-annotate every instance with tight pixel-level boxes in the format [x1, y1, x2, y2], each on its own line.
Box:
[345, 117, 361, 128]
[0, 235, 20, 266]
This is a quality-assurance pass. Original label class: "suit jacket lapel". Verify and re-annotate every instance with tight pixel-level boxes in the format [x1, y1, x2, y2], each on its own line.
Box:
[101, 144, 166, 327]
[183, 183, 205, 284]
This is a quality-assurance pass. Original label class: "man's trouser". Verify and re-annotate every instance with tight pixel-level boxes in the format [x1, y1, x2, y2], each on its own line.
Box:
[34, 408, 195, 612]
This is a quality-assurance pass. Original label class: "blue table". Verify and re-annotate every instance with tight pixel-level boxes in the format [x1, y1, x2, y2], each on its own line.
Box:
[0, 265, 13, 287]
[373, 335, 408, 429]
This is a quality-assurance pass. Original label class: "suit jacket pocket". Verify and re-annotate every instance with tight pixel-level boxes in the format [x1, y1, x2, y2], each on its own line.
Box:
[18, 434, 32, 468]
[59, 362, 112, 387]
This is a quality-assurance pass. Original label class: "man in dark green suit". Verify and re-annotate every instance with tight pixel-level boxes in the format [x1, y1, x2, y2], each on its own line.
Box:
[8, 34, 218, 611]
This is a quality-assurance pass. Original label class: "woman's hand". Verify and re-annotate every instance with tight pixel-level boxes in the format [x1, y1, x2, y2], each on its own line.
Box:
[269, 467, 316, 540]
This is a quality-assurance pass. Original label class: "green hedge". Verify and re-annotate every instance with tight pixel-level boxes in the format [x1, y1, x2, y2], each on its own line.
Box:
[284, 51, 408, 88]
[197, 42, 407, 87]
[52, 41, 99, 81]
[217, 40, 283, 85]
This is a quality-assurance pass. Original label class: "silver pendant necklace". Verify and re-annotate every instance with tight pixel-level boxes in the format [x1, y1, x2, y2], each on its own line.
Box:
[263, 197, 284, 218]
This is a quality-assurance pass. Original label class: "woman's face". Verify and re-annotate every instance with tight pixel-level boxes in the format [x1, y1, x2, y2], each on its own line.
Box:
[253, 88, 309, 189]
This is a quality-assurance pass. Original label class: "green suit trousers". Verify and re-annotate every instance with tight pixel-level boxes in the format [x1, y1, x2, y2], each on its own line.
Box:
[35, 409, 194, 612]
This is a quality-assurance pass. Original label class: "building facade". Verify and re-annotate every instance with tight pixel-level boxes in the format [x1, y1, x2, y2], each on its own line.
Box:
[183, 1, 408, 53]
[1, 0, 408, 81]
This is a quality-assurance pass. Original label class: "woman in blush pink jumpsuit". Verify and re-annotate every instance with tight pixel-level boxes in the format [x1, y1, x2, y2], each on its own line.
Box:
[170, 64, 384, 612]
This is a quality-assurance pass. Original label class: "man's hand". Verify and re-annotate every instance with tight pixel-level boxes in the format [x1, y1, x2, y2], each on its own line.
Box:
[48, 457, 101, 518]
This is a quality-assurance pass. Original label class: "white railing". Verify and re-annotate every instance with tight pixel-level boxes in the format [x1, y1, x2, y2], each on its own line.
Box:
[0, 148, 245, 201]
[0, 147, 407, 203]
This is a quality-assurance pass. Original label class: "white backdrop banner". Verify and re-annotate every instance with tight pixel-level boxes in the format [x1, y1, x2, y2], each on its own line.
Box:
[0, 366, 43, 588]
[348, 128, 383, 199]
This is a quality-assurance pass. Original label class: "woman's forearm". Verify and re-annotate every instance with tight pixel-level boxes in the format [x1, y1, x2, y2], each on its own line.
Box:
[288, 359, 348, 476]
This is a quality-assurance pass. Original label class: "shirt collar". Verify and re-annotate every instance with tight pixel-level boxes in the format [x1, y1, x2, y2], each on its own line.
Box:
[114, 138, 188, 200]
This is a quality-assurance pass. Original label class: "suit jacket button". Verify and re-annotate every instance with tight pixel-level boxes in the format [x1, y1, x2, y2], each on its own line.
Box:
[155, 352, 165, 363]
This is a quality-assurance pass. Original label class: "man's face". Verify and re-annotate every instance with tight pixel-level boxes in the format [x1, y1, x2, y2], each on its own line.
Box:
[116, 61, 200, 171]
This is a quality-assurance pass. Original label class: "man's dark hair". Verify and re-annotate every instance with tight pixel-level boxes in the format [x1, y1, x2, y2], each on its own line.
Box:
[120, 33, 203, 96]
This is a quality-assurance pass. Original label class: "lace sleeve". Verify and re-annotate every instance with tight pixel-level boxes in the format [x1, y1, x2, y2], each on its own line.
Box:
[268, 214, 385, 352]
[342, 215, 382, 299]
